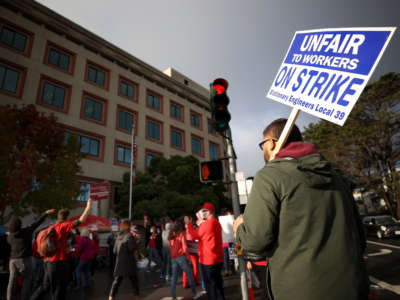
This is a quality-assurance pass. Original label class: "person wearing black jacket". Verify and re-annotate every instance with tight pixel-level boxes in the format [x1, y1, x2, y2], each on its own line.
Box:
[6, 209, 55, 300]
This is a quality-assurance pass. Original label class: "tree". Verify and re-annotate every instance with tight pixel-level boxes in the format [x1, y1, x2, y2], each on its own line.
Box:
[0, 104, 83, 223]
[303, 73, 400, 217]
[116, 155, 230, 221]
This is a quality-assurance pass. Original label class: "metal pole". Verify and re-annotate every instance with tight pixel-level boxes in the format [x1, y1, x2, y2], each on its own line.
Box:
[225, 128, 249, 300]
[129, 121, 136, 220]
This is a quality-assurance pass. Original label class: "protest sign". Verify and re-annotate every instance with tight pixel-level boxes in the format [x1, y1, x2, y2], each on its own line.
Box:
[90, 181, 110, 201]
[267, 27, 396, 126]
[218, 215, 235, 244]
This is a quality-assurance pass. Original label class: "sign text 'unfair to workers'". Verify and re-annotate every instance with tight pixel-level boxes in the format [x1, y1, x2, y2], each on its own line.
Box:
[267, 27, 396, 125]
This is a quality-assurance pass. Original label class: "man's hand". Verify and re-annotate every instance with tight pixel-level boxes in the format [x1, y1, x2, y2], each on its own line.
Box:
[45, 209, 56, 215]
[233, 215, 244, 235]
[87, 198, 93, 207]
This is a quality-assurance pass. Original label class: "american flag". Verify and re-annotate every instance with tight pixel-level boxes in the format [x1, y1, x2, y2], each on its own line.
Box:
[130, 120, 137, 184]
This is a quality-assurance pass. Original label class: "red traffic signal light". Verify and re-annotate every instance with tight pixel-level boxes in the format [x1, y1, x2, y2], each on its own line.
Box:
[210, 78, 231, 133]
[200, 160, 224, 182]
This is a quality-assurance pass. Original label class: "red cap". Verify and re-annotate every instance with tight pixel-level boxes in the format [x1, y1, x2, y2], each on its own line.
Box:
[201, 202, 215, 212]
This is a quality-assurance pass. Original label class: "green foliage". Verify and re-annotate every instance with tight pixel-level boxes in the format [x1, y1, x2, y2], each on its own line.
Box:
[0, 105, 83, 223]
[303, 73, 400, 217]
[115, 155, 230, 221]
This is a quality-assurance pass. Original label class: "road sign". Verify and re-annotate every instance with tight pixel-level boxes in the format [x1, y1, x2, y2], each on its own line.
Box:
[267, 27, 396, 126]
[90, 181, 111, 201]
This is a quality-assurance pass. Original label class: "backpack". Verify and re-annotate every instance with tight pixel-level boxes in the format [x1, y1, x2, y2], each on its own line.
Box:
[35, 226, 58, 258]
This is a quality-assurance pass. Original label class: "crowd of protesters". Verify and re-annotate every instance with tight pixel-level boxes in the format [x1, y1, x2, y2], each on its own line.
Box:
[0, 197, 273, 300]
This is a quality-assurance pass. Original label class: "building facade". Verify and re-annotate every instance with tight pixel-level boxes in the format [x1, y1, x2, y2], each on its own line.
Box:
[0, 0, 227, 217]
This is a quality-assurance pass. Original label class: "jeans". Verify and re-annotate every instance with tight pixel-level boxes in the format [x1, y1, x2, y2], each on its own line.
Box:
[222, 247, 234, 273]
[7, 257, 32, 300]
[31, 257, 44, 287]
[30, 262, 50, 300]
[161, 247, 171, 278]
[75, 260, 91, 287]
[109, 274, 139, 297]
[171, 255, 197, 298]
[200, 263, 225, 300]
[46, 260, 69, 300]
[147, 248, 161, 270]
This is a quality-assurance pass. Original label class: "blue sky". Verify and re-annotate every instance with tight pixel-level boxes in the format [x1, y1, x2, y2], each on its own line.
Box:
[37, 0, 400, 176]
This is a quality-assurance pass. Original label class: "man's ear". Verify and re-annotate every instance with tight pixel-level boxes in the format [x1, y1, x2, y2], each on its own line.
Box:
[269, 140, 276, 152]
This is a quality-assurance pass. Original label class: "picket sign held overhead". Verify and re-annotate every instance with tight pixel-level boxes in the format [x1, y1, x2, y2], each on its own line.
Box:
[267, 27, 396, 159]
[90, 181, 111, 201]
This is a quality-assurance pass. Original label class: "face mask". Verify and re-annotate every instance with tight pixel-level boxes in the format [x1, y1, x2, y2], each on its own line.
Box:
[200, 211, 207, 220]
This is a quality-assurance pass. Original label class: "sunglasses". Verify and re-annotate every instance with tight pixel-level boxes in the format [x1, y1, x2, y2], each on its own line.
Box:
[258, 138, 277, 150]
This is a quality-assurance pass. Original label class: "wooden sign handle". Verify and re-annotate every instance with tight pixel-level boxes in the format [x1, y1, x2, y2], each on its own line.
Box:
[271, 108, 300, 160]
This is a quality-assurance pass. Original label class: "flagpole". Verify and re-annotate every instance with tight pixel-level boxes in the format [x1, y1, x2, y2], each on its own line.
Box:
[129, 120, 136, 220]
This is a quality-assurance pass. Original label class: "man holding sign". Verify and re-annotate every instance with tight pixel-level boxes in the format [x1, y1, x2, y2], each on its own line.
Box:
[233, 119, 369, 300]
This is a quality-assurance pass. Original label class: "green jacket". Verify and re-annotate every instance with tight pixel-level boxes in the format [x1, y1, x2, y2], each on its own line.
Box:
[236, 143, 369, 300]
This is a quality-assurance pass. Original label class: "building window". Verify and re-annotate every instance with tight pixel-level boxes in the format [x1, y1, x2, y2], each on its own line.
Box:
[77, 182, 90, 202]
[81, 92, 107, 125]
[85, 60, 109, 90]
[208, 119, 217, 135]
[117, 145, 131, 165]
[44, 41, 75, 74]
[65, 132, 100, 157]
[209, 143, 219, 160]
[118, 110, 134, 132]
[0, 20, 32, 56]
[170, 101, 184, 121]
[191, 135, 203, 156]
[37, 76, 71, 113]
[0, 59, 26, 98]
[146, 118, 162, 142]
[190, 111, 202, 129]
[147, 90, 162, 112]
[119, 76, 138, 101]
[146, 149, 162, 168]
[171, 127, 185, 150]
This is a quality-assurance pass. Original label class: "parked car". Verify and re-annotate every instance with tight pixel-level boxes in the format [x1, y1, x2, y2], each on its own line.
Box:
[362, 215, 400, 239]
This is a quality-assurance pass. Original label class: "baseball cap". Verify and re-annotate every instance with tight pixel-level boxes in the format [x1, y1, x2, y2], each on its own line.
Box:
[201, 202, 215, 212]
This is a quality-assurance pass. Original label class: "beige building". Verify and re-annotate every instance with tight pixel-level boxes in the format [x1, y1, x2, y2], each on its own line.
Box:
[0, 0, 227, 217]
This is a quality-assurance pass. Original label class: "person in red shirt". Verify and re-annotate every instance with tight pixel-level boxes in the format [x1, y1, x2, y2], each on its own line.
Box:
[147, 225, 161, 272]
[185, 203, 225, 300]
[44, 199, 92, 300]
[169, 220, 202, 300]
[183, 217, 199, 288]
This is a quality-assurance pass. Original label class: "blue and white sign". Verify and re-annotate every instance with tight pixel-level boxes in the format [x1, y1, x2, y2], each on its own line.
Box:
[267, 27, 396, 125]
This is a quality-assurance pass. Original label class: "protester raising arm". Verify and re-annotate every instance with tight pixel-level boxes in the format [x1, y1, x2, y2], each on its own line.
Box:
[78, 199, 93, 225]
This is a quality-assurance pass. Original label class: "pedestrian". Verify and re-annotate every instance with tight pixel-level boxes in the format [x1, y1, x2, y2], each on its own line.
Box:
[107, 232, 116, 273]
[169, 220, 202, 300]
[234, 119, 369, 300]
[109, 219, 139, 300]
[43, 199, 92, 300]
[147, 225, 162, 271]
[185, 203, 225, 300]
[6, 209, 55, 300]
[220, 209, 234, 277]
[90, 231, 99, 277]
[161, 222, 172, 280]
[75, 228, 94, 289]
[183, 216, 199, 288]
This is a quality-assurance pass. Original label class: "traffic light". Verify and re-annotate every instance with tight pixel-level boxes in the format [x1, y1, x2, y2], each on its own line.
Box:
[200, 160, 224, 182]
[210, 78, 231, 133]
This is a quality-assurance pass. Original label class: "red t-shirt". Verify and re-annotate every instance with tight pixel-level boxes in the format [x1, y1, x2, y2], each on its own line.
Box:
[149, 233, 157, 249]
[169, 232, 188, 259]
[45, 221, 74, 262]
[186, 218, 223, 265]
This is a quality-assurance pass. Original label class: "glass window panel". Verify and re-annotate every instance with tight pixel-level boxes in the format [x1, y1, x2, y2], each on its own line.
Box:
[0, 66, 6, 89]
[41, 82, 55, 105]
[89, 139, 99, 156]
[210, 144, 218, 159]
[124, 148, 131, 164]
[48, 48, 59, 66]
[63, 132, 70, 145]
[3, 68, 19, 93]
[172, 130, 182, 148]
[54, 86, 65, 108]
[117, 146, 124, 162]
[58, 53, 70, 70]
[0, 27, 14, 46]
[88, 67, 97, 82]
[77, 182, 90, 202]
[120, 81, 127, 96]
[13, 32, 27, 52]
[96, 70, 105, 86]
[146, 154, 154, 167]
[192, 138, 201, 155]
[93, 101, 103, 121]
[127, 85, 134, 99]
[80, 136, 90, 154]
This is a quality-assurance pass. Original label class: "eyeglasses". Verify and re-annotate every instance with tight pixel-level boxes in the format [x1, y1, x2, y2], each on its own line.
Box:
[258, 138, 277, 150]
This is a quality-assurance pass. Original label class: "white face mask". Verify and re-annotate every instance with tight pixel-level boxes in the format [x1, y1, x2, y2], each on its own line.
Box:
[200, 210, 207, 220]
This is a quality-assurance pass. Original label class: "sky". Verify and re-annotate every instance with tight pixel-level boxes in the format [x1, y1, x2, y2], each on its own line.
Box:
[37, 0, 400, 176]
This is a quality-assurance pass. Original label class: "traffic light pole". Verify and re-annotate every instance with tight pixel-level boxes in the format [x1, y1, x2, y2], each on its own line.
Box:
[225, 128, 250, 300]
